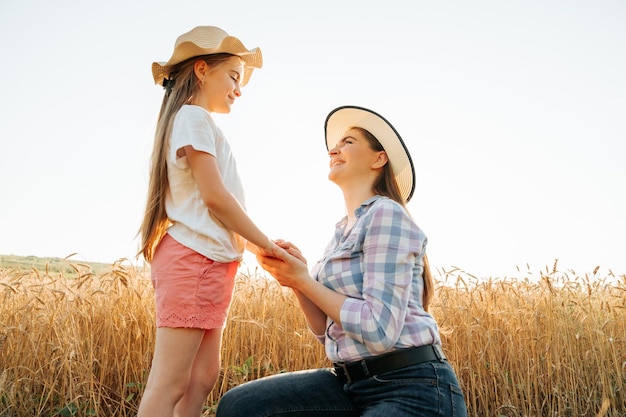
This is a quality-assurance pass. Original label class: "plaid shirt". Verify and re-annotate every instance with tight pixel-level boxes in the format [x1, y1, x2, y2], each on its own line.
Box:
[310, 195, 441, 362]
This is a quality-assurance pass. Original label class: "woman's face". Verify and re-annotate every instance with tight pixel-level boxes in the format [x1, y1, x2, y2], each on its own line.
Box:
[202, 56, 245, 113]
[328, 128, 387, 186]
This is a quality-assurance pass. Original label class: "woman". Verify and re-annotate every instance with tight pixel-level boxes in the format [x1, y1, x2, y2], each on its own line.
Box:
[216, 105, 468, 417]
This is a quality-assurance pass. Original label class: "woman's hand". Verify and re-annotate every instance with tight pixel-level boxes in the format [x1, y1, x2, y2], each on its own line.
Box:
[258, 239, 347, 331]
[272, 239, 307, 265]
[256, 244, 309, 289]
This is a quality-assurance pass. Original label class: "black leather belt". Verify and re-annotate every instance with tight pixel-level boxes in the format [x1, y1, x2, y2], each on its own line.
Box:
[333, 344, 446, 383]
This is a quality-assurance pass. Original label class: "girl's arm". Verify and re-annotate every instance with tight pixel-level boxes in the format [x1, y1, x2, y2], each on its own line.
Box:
[186, 146, 275, 254]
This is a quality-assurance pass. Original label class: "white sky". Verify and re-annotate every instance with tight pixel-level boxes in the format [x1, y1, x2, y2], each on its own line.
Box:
[1, 0, 625, 278]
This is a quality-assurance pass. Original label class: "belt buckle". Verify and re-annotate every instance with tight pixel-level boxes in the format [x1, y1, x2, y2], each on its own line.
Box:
[337, 363, 352, 383]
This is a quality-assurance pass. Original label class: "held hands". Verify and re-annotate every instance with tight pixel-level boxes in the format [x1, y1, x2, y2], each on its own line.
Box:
[256, 239, 309, 289]
[273, 239, 307, 264]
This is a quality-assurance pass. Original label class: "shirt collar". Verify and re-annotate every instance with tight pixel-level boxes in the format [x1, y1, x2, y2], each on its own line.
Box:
[335, 195, 383, 228]
[354, 195, 381, 217]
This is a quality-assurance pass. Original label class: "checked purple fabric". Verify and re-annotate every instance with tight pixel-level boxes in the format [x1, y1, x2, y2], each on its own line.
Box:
[310, 196, 441, 363]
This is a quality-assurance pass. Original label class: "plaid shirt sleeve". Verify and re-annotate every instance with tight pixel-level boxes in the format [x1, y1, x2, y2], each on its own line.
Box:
[339, 200, 423, 354]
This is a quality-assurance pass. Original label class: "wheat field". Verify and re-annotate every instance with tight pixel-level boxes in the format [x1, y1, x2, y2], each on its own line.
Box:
[0, 260, 624, 416]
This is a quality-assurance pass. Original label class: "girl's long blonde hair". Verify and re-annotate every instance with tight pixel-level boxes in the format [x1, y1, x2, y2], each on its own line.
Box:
[138, 53, 237, 262]
[354, 127, 435, 311]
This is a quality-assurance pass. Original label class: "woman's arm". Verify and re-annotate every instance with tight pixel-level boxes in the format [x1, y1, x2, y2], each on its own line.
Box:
[291, 289, 328, 337]
[257, 246, 346, 334]
[186, 146, 275, 254]
[339, 202, 418, 352]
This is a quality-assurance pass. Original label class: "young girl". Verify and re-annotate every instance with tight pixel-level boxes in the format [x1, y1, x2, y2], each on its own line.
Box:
[216, 106, 468, 417]
[137, 26, 279, 417]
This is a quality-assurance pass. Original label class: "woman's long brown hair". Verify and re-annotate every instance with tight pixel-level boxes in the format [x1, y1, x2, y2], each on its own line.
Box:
[137, 53, 238, 262]
[353, 127, 434, 311]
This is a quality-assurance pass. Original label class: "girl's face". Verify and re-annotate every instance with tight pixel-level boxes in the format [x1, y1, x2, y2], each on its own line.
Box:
[328, 128, 387, 186]
[201, 56, 245, 113]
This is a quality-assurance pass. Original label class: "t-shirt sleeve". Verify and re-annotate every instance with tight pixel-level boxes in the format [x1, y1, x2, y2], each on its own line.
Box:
[169, 106, 217, 165]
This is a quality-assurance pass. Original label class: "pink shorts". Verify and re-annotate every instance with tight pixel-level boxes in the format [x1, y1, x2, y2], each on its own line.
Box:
[150, 234, 239, 329]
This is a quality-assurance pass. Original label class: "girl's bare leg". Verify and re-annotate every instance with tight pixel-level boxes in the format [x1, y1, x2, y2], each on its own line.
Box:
[137, 327, 205, 417]
[174, 328, 224, 417]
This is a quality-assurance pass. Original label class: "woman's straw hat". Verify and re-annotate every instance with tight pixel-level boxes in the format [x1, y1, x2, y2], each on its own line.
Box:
[325, 106, 416, 202]
[152, 26, 263, 87]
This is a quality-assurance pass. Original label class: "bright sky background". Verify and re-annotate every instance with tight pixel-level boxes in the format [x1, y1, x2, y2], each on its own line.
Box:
[1, 0, 625, 279]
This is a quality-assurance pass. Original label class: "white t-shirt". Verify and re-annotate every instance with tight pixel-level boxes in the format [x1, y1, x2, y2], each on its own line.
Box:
[165, 105, 245, 262]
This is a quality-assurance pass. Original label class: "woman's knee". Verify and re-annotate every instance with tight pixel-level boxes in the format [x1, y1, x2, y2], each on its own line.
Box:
[216, 369, 347, 417]
[216, 383, 261, 416]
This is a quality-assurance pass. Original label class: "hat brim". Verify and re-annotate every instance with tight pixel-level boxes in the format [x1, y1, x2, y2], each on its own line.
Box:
[324, 106, 416, 202]
[151, 37, 263, 87]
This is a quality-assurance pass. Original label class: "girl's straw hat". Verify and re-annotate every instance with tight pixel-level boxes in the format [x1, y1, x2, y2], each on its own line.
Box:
[325, 106, 416, 202]
[152, 26, 263, 87]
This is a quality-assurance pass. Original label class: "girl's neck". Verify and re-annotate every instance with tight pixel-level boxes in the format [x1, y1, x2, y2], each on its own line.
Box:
[190, 94, 212, 113]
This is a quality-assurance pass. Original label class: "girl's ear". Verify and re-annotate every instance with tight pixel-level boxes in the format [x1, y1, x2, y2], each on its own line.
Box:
[193, 60, 208, 81]
[371, 151, 389, 169]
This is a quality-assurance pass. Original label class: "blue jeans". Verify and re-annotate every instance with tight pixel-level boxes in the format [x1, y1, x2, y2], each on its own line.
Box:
[216, 360, 467, 417]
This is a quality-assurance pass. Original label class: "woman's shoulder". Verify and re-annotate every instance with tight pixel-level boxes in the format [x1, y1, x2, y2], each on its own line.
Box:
[370, 196, 408, 215]
[368, 196, 425, 234]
